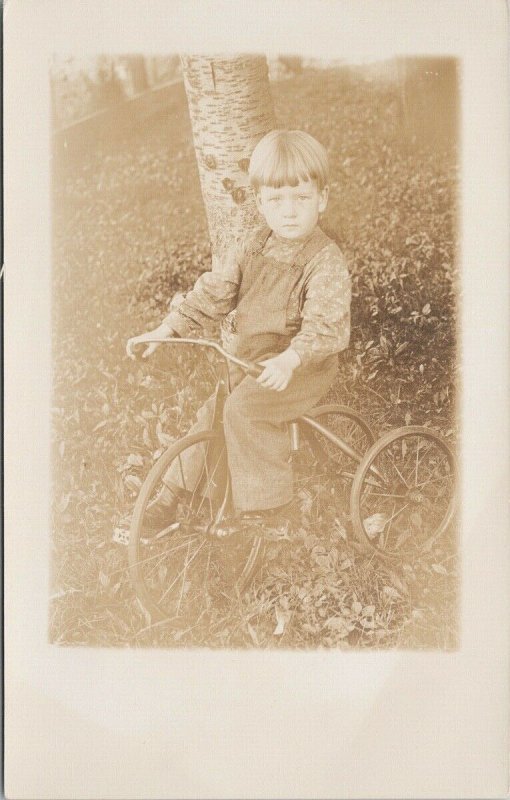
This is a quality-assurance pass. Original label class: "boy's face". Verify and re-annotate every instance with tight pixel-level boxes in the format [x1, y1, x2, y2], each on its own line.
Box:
[255, 179, 329, 240]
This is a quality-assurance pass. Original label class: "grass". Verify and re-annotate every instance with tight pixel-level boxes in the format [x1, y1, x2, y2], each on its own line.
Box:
[50, 65, 459, 649]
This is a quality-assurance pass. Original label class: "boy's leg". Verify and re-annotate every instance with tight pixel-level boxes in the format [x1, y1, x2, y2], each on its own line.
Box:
[223, 360, 338, 513]
[161, 394, 217, 494]
[160, 363, 244, 496]
[142, 393, 221, 531]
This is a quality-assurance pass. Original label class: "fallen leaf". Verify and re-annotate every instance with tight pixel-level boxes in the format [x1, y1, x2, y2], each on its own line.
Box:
[410, 511, 423, 527]
[298, 489, 314, 515]
[273, 606, 291, 636]
[112, 528, 130, 546]
[325, 616, 352, 637]
[363, 513, 387, 538]
[247, 623, 259, 646]
[50, 587, 81, 600]
[93, 420, 107, 432]
[124, 474, 142, 491]
[386, 569, 407, 593]
[99, 571, 110, 587]
[304, 534, 319, 550]
[156, 421, 174, 447]
[57, 494, 70, 513]
[421, 536, 436, 553]
[383, 586, 400, 600]
[142, 427, 152, 449]
[333, 519, 347, 540]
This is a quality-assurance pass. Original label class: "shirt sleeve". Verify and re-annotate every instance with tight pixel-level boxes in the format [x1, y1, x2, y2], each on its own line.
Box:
[290, 243, 351, 367]
[162, 242, 245, 336]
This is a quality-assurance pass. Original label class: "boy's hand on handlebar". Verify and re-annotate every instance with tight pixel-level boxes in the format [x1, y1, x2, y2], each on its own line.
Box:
[126, 323, 175, 360]
[257, 348, 301, 392]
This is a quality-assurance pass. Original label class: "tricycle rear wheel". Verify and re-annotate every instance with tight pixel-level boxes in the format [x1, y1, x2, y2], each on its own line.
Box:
[291, 405, 376, 535]
[350, 426, 457, 560]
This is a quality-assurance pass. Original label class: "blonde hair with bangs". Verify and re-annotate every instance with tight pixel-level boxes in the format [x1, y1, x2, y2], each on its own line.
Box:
[249, 130, 329, 191]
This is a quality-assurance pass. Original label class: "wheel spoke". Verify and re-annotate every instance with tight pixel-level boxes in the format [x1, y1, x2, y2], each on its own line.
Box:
[158, 539, 206, 606]
[189, 440, 209, 514]
[193, 443, 225, 518]
[414, 454, 451, 486]
[132, 536, 200, 571]
[176, 540, 192, 617]
[388, 458, 410, 489]
[381, 501, 397, 549]
[361, 490, 408, 500]
[414, 472, 452, 490]
[177, 452, 187, 493]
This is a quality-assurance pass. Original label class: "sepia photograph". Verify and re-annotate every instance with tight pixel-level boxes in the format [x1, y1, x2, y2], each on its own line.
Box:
[51, 52, 459, 649]
[5, 2, 509, 798]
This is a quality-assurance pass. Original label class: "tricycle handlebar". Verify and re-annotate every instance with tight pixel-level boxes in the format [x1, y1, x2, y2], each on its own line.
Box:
[137, 336, 263, 377]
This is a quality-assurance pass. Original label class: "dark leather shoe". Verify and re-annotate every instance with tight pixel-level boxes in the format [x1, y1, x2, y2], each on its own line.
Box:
[142, 494, 179, 536]
[239, 501, 293, 523]
[236, 503, 294, 538]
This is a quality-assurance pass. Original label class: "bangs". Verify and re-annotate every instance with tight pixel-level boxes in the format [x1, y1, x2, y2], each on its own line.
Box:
[249, 130, 329, 190]
[256, 141, 318, 188]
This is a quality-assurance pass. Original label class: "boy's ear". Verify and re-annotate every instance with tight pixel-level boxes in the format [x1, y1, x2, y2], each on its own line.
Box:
[319, 185, 329, 213]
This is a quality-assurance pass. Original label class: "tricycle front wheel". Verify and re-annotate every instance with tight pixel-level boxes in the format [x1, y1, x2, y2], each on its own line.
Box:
[128, 430, 264, 628]
[350, 426, 457, 560]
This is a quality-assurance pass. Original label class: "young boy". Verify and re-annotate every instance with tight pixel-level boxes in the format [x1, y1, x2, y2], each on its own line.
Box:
[126, 130, 351, 528]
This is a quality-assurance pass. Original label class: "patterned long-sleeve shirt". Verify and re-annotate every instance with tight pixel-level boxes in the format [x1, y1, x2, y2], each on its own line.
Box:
[163, 227, 351, 367]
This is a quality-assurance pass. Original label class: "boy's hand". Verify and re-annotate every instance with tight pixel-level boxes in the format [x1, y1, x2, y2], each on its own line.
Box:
[256, 349, 301, 392]
[126, 322, 175, 360]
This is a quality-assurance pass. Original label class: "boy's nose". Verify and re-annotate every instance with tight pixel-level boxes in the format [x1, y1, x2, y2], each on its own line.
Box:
[282, 198, 297, 217]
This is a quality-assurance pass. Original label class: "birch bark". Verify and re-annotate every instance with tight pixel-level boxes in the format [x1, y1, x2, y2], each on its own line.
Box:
[180, 54, 276, 260]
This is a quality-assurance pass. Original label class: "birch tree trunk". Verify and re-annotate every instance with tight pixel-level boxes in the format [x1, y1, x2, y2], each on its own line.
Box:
[180, 54, 276, 260]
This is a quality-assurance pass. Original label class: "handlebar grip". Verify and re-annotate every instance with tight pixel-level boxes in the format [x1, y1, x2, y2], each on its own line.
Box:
[246, 364, 263, 378]
[128, 342, 147, 361]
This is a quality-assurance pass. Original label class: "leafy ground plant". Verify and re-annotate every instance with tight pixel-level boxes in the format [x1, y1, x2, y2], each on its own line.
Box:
[50, 67, 458, 649]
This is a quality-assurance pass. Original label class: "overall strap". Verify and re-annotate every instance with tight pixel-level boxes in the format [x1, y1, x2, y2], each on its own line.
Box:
[247, 224, 272, 256]
[237, 225, 272, 301]
[292, 226, 331, 269]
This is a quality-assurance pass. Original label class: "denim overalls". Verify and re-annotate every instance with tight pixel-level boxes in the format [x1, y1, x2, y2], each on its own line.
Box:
[165, 225, 339, 512]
